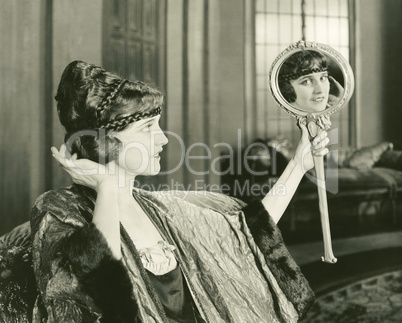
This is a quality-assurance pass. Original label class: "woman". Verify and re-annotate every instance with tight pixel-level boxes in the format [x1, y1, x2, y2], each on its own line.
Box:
[30, 61, 329, 322]
[278, 50, 343, 112]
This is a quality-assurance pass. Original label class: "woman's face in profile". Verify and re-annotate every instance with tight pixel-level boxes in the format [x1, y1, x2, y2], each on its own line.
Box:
[114, 115, 168, 176]
[289, 70, 330, 112]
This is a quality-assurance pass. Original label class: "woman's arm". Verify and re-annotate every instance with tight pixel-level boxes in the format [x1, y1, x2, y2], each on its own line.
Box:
[51, 144, 121, 259]
[261, 123, 329, 223]
[92, 184, 121, 259]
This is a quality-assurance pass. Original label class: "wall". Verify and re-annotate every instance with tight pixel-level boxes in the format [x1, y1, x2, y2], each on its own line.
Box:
[0, 0, 46, 235]
[355, 0, 402, 148]
[51, 0, 103, 188]
[0, 0, 102, 235]
[165, 0, 247, 190]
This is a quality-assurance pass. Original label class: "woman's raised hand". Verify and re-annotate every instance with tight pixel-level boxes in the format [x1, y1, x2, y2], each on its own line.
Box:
[328, 75, 344, 106]
[293, 123, 330, 173]
[51, 144, 117, 191]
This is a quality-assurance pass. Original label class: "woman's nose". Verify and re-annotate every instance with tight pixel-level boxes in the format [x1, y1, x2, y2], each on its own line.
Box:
[156, 129, 169, 146]
[313, 81, 324, 94]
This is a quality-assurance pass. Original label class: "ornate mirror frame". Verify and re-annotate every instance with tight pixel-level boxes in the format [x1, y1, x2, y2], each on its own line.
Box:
[269, 40, 355, 130]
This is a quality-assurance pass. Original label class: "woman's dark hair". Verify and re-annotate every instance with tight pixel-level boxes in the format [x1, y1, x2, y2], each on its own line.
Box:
[55, 60, 164, 164]
[278, 50, 327, 103]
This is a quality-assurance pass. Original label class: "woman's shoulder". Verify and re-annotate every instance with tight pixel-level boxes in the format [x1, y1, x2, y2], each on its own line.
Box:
[31, 185, 93, 226]
[33, 186, 80, 210]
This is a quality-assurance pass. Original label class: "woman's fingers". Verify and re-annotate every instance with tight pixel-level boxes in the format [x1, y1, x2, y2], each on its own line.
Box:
[299, 122, 310, 140]
[312, 135, 329, 149]
[313, 147, 329, 157]
[312, 132, 330, 156]
[51, 145, 76, 170]
[50, 146, 58, 155]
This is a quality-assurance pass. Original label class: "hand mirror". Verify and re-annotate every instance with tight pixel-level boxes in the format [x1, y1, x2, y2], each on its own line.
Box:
[269, 40, 355, 263]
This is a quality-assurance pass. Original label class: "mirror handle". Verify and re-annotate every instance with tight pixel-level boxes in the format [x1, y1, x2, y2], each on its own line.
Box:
[314, 155, 337, 264]
[307, 121, 338, 264]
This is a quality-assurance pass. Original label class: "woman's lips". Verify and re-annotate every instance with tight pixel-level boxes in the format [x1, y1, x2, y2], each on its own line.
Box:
[311, 96, 326, 102]
[153, 150, 163, 157]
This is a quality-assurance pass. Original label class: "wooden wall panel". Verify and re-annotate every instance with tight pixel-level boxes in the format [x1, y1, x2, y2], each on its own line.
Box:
[104, 0, 161, 85]
[0, 0, 45, 235]
[213, 0, 246, 148]
[185, 1, 207, 188]
[127, 42, 142, 80]
[166, 0, 185, 186]
[207, 0, 224, 186]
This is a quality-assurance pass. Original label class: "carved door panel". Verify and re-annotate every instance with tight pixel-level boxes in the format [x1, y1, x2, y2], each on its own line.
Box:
[103, 0, 164, 88]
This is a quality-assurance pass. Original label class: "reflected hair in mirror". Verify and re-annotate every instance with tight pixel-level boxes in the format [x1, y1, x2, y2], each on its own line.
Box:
[278, 50, 328, 103]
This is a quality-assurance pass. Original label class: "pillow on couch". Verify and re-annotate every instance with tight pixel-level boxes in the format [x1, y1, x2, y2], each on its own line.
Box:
[375, 150, 402, 171]
[343, 142, 393, 170]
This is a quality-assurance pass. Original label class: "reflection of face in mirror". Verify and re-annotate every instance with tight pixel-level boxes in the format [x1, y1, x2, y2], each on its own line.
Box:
[279, 50, 334, 112]
[289, 70, 329, 112]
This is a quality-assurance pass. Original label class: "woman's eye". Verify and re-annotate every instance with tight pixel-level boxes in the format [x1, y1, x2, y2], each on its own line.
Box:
[301, 79, 311, 85]
[321, 75, 328, 81]
[143, 124, 153, 131]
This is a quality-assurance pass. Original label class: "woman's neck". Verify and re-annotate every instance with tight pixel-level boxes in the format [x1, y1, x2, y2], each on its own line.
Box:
[116, 175, 136, 204]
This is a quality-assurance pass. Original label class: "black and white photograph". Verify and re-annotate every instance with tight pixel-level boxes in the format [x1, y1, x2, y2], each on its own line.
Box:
[1, 0, 402, 322]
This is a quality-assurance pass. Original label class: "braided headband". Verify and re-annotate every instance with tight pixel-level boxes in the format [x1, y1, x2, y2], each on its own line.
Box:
[99, 106, 162, 131]
[96, 79, 128, 118]
[279, 67, 328, 82]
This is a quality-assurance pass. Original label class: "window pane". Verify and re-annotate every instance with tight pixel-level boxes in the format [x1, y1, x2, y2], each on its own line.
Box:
[256, 45, 267, 73]
[315, 0, 328, 16]
[315, 16, 328, 43]
[266, 44, 281, 73]
[304, 0, 315, 15]
[339, 0, 348, 17]
[266, 14, 279, 43]
[328, 17, 340, 45]
[256, 0, 265, 12]
[292, 15, 303, 41]
[279, 14, 293, 44]
[292, 0, 301, 15]
[328, 0, 340, 17]
[279, 0, 292, 14]
[266, 0, 278, 13]
[339, 46, 349, 62]
[256, 13, 267, 44]
[305, 15, 316, 40]
[340, 18, 349, 46]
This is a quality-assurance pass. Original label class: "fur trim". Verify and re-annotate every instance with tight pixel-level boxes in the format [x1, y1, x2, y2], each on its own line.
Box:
[61, 223, 139, 322]
[242, 200, 315, 319]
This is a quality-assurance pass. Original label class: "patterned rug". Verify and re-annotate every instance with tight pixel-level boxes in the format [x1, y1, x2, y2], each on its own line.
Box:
[301, 269, 402, 323]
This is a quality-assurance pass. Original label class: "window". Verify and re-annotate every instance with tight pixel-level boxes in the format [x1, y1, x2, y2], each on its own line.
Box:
[255, 0, 354, 147]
